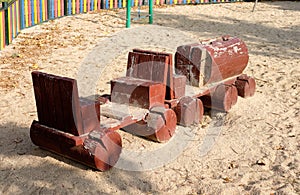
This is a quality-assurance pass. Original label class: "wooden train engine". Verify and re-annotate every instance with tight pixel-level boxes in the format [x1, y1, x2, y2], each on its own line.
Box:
[30, 35, 256, 171]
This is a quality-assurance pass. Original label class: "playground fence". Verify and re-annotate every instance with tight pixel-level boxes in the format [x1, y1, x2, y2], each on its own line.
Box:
[0, 0, 242, 50]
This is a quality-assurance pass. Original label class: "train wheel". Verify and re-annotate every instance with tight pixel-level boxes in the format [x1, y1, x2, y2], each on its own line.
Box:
[201, 84, 237, 112]
[174, 96, 204, 126]
[123, 107, 177, 142]
[235, 74, 256, 98]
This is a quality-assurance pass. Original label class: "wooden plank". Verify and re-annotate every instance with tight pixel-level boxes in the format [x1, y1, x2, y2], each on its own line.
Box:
[31, 72, 46, 123]
[59, 77, 83, 135]
[72, 0, 76, 14]
[100, 116, 121, 130]
[152, 54, 168, 84]
[87, 0, 90, 11]
[126, 52, 139, 78]
[100, 103, 148, 130]
[133, 49, 174, 99]
[43, 0, 47, 21]
[136, 53, 153, 80]
[52, 76, 65, 131]
[30, 0, 34, 25]
[91, 0, 94, 10]
[58, 78, 73, 133]
[76, 0, 79, 14]
[83, 0, 86, 12]
[43, 74, 57, 127]
[24, 0, 28, 27]
[56, 0, 60, 17]
[38, 72, 52, 126]
[28, 0, 31, 26]
[20, 0, 25, 29]
[31, 72, 83, 135]
[129, 50, 172, 92]
[54, 0, 57, 18]
[101, 102, 148, 121]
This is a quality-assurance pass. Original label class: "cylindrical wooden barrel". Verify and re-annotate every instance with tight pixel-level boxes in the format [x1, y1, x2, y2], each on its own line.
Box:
[175, 36, 249, 86]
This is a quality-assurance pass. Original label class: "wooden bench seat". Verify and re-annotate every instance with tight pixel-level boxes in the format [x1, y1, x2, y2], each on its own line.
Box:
[30, 71, 122, 171]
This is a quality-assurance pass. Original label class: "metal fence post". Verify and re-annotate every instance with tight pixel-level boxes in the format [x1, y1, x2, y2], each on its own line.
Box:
[149, 0, 153, 24]
[126, 0, 131, 28]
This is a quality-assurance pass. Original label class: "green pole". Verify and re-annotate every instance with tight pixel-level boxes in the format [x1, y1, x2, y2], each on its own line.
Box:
[149, 0, 153, 24]
[126, 0, 131, 28]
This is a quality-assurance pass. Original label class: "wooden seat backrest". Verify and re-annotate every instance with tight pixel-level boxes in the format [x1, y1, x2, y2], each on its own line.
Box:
[127, 49, 174, 99]
[31, 71, 83, 136]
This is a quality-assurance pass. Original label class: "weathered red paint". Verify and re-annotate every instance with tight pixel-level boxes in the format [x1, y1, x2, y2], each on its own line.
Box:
[200, 84, 238, 112]
[30, 36, 256, 171]
[30, 72, 122, 171]
[123, 106, 177, 142]
[175, 36, 249, 86]
[172, 75, 186, 99]
[30, 121, 122, 171]
[174, 96, 204, 126]
[111, 77, 165, 109]
[235, 74, 256, 98]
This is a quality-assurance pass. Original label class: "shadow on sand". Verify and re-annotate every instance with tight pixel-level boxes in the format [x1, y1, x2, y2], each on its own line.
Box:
[0, 122, 157, 193]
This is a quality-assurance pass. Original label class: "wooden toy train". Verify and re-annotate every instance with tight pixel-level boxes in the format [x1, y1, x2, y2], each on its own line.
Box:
[30, 35, 256, 171]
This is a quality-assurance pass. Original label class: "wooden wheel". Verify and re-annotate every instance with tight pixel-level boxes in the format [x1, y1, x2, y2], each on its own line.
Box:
[235, 74, 256, 98]
[201, 84, 238, 112]
[123, 107, 177, 142]
[174, 96, 204, 127]
[231, 85, 238, 106]
[91, 130, 122, 171]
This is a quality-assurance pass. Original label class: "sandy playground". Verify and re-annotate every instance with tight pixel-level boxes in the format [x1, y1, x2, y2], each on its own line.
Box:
[0, 1, 299, 194]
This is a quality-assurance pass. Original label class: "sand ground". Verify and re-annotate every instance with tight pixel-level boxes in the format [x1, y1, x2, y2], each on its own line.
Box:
[0, 1, 299, 194]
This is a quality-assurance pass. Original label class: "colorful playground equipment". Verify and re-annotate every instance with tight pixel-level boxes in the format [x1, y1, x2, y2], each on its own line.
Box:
[30, 35, 256, 171]
[126, 0, 153, 28]
[0, 0, 243, 51]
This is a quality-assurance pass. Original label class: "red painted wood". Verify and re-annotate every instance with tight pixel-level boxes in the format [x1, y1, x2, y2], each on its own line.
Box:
[123, 107, 177, 142]
[175, 36, 249, 86]
[43, 74, 57, 128]
[200, 84, 236, 112]
[80, 98, 100, 120]
[230, 85, 238, 106]
[172, 75, 186, 99]
[150, 107, 177, 142]
[235, 74, 256, 98]
[136, 53, 153, 81]
[30, 121, 122, 171]
[58, 75, 84, 135]
[32, 71, 91, 136]
[32, 72, 47, 124]
[113, 49, 174, 109]
[111, 77, 165, 109]
[87, 129, 122, 171]
[126, 52, 140, 78]
[174, 96, 199, 126]
[37, 0, 40, 23]
[195, 98, 204, 123]
[127, 51, 169, 83]
[130, 49, 174, 99]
